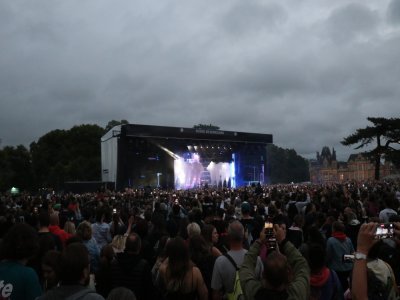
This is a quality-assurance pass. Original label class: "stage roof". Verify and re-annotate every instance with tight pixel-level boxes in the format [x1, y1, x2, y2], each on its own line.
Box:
[119, 124, 273, 144]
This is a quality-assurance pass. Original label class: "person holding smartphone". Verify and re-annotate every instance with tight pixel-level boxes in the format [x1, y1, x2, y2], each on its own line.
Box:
[351, 222, 399, 300]
[239, 223, 310, 300]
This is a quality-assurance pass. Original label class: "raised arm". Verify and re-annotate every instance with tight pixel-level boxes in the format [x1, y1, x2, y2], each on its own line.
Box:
[240, 228, 266, 300]
[275, 224, 310, 300]
[352, 223, 377, 300]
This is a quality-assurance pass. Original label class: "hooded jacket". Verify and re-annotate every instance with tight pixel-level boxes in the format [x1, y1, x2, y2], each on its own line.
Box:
[310, 267, 343, 300]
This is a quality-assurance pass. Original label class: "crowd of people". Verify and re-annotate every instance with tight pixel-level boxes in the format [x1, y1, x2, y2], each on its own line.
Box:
[0, 179, 400, 299]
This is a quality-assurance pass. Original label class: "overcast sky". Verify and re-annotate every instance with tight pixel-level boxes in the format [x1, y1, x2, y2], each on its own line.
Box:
[1, 0, 400, 161]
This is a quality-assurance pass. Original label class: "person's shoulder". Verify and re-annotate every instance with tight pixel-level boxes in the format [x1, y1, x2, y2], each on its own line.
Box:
[65, 288, 105, 300]
[82, 291, 105, 300]
[326, 236, 335, 243]
[158, 259, 168, 274]
[215, 253, 232, 267]
[215, 254, 226, 264]
[192, 265, 202, 276]
[15, 263, 39, 279]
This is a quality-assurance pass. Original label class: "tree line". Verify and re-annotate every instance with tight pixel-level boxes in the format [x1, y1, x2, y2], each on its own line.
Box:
[5, 116, 398, 192]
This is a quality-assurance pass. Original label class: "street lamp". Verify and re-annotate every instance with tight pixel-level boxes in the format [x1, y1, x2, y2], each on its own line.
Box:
[157, 173, 162, 187]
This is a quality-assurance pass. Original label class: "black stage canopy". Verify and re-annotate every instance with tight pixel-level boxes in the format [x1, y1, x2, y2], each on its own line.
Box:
[122, 124, 273, 144]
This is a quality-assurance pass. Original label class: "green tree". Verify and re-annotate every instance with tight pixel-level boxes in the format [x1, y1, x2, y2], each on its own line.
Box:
[0, 145, 33, 191]
[341, 117, 400, 180]
[104, 119, 129, 132]
[267, 144, 309, 184]
[30, 124, 104, 189]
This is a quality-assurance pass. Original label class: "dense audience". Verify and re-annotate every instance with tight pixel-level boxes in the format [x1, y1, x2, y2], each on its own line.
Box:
[0, 179, 400, 299]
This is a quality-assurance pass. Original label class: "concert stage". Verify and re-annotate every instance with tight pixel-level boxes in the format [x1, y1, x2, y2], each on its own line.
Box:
[101, 124, 273, 190]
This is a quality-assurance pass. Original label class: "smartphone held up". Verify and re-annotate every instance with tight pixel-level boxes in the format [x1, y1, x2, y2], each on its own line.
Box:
[375, 223, 394, 239]
[264, 222, 277, 251]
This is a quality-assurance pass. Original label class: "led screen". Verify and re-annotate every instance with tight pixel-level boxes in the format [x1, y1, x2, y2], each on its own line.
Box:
[174, 152, 235, 190]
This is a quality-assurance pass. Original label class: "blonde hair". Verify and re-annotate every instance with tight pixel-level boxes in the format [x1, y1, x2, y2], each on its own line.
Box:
[64, 220, 76, 235]
[111, 235, 127, 253]
[187, 222, 201, 238]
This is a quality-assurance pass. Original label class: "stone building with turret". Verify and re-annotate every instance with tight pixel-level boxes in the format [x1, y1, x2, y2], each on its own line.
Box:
[309, 146, 394, 184]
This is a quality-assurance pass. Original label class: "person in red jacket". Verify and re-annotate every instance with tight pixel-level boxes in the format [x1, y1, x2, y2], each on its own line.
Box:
[48, 213, 72, 247]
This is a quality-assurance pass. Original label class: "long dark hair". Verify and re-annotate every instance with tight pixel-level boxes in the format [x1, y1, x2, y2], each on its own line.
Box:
[166, 237, 191, 283]
[201, 224, 216, 246]
[189, 234, 210, 265]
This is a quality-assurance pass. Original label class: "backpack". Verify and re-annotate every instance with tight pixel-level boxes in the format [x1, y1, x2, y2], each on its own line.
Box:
[224, 254, 244, 300]
[367, 268, 389, 300]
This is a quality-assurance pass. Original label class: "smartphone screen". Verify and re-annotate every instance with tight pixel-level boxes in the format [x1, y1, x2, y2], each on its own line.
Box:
[264, 222, 273, 229]
[264, 222, 274, 236]
[375, 223, 394, 239]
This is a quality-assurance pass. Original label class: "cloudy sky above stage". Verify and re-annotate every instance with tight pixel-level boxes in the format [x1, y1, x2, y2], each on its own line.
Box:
[1, 0, 400, 161]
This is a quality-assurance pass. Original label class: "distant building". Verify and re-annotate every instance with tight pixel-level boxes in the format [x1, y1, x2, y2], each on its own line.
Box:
[309, 146, 395, 184]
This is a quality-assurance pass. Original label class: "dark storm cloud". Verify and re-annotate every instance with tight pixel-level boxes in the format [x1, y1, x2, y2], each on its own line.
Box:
[0, 0, 399, 162]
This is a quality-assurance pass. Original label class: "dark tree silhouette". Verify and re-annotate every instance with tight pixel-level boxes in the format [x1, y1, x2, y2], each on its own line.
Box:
[341, 117, 400, 180]
[266, 144, 309, 184]
[30, 124, 104, 189]
[104, 119, 129, 132]
[0, 145, 33, 191]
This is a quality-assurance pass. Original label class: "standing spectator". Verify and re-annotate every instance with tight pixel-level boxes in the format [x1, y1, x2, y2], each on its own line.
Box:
[37, 242, 104, 300]
[41, 250, 60, 291]
[64, 219, 76, 235]
[240, 202, 255, 247]
[109, 212, 125, 238]
[189, 234, 217, 298]
[27, 211, 62, 284]
[211, 220, 263, 300]
[240, 224, 310, 300]
[76, 221, 101, 274]
[92, 207, 112, 251]
[201, 224, 222, 257]
[187, 222, 201, 240]
[379, 195, 398, 223]
[110, 233, 154, 300]
[95, 245, 115, 298]
[326, 221, 354, 292]
[0, 223, 42, 300]
[158, 236, 208, 300]
[287, 214, 304, 249]
[49, 212, 72, 247]
[352, 222, 399, 300]
[307, 243, 343, 300]
[167, 202, 185, 238]
[107, 287, 136, 300]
